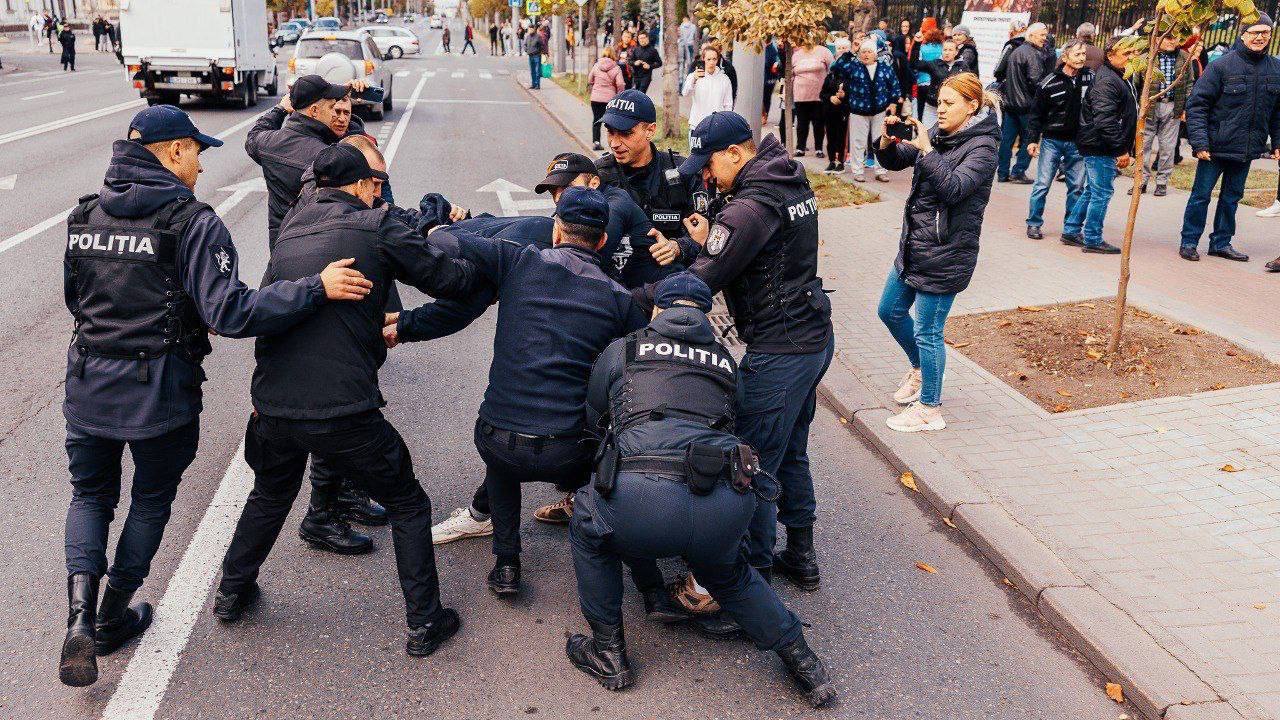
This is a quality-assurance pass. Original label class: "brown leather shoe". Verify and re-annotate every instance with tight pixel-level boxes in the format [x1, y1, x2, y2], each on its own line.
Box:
[672, 574, 720, 615]
[533, 493, 573, 524]
[1267, 256, 1280, 272]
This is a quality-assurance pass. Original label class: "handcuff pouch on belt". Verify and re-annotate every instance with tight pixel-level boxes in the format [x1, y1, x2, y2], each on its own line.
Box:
[732, 444, 760, 495]
[594, 437, 620, 498]
[685, 443, 727, 496]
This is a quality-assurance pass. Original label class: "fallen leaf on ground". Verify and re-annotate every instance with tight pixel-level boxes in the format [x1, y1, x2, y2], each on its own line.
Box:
[1156, 426, 1168, 433]
[1056, 389, 1073, 397]
[1051, 403, 1071, 413]
[1118, 714, 1131, 720]
[1105, 683, 1125, 703]
[998, 320, 1013, 328]
[1018, 305, 1046, 312]
[1254, 603, 1268, 610]
[1086, 349, 1104, 360]
[1209, 382, 1227, 391]
[1076, 302, 1097, 309]
[915, 561, 937, 574]
[942, 517, 957, 528]
[1002, 578, 1015, 588]
[1221, 464, 1243, 473]
[1119, 391, 1132, 399]
[899, 472, 918, 492]
[1226, 350, 1237, 357]
[951, 342, 971, 349]
[839, 417, 849, 425]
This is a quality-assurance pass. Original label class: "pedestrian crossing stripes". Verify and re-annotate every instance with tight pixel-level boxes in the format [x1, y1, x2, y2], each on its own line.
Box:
[479, 71, 491, 80]
[424, 68, 508, 80]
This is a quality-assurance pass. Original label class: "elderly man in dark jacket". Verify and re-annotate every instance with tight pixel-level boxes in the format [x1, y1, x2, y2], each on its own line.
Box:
[1025, 40, 1090, 240]
[998, 22, 1050, 182]
[1065, 37, 1137, 254]
[1178, 14, 1280, 263]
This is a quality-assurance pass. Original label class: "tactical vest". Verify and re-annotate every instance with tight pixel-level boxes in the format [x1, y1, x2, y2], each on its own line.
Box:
[722, 178, 830, 352]
[597, 149, 706, 241]
[65, 194, 213, 380]
[611, 326, 738, 435]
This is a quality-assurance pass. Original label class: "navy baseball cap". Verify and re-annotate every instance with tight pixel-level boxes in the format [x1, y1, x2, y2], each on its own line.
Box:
[128, 105, 223, 150]
[679, 111, 753, 176]
[535, 152, 598, 194]
[290, 74, 350, 110]
[555, 186, 609, 230]
[313, 143, 389, 188]
[601, 89, 657, 131]
[654, 272, 713, 313]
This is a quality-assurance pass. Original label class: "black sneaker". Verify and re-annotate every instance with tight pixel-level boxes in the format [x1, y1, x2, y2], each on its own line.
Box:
[1154, 185, 1168, 197]
[815, 150, 825, 158]
[1083, 241, 1121, 254]
[1009, 174, 1033, 184]
[213, 582, 260, 623]
[795, 150, 806, 157]
[1127, 183, 1147, 195]
[406, 608, 461, 657]
[997, 176, 1011, 183]
[299, 510, 374, 555]
[1179, 246, 1201, 261]
[1026, 225, 1043, 240]
[1207, 246, 1249, 262]
[823, 160, 836, 173]
[1060, 233, 1084, 247]
[487, 560, 520, 597]
[833, 162, 844, 172]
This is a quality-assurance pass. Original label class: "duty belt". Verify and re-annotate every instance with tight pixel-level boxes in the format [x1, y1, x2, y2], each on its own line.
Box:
[618, 455, 690, 477]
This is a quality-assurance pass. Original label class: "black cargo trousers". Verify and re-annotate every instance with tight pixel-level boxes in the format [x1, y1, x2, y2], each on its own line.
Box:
[219, 409, 445, 628]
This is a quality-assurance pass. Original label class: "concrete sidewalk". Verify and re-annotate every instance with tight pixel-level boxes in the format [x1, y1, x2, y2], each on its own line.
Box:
[529, 75, 1280, 720]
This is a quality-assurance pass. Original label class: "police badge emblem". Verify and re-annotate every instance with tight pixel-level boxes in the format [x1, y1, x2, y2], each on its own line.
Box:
[706, 224, 730, 256]
[693, 191, 710, 214]
[214, 247, 232, 274]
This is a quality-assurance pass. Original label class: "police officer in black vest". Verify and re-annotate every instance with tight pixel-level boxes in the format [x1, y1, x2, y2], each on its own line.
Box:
[214, 144, 477, 656]
[595, 90, 706, 270]
[58, 106, 372, 687]
[568, 273, 836, 708]
[641, 112, 835, 606]
[247, 74, 385, 552]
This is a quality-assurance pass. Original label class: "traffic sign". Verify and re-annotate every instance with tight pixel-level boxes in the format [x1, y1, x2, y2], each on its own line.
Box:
[525, 0, 540, 14]
[573, 0, 587, 6]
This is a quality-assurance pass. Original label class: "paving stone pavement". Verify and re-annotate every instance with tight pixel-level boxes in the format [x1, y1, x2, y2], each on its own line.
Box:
[530, 75, 1280, 720]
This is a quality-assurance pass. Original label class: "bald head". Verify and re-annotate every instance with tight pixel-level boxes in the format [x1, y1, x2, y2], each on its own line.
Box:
[339, 134, 386, 173]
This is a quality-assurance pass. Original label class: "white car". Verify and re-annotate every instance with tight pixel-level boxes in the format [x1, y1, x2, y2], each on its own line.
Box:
[428, 15, 443, 29]
[362, 26, 420, 58]
[288, 30, 394, 119]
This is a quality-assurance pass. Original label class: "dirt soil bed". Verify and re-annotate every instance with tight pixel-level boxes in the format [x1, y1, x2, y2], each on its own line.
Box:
[944, 299, 1280, 413]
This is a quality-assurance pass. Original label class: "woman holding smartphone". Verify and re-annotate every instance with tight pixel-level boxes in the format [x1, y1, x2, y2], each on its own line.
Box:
[873, 72, 1000, 432]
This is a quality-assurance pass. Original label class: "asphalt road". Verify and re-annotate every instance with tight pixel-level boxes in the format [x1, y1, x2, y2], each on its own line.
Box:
[0, 24, 1132, 720]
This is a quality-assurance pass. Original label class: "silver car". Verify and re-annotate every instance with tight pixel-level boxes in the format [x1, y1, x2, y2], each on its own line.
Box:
[288, 30, 394, 119]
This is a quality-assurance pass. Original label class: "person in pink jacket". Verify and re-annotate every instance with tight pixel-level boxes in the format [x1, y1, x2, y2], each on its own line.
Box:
[790, 41, 835, 157]
[588, 47, 626, 150]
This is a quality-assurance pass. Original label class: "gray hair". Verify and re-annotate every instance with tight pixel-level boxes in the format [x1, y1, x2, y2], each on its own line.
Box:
[1027, 22, 1047, 34]
[953, 24, 971, 37]
[1075, 22, 1096, 39]
[859, 38, 878, 55]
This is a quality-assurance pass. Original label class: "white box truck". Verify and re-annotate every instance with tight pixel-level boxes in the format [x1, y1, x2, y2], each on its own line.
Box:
[120, 0, 279, 108]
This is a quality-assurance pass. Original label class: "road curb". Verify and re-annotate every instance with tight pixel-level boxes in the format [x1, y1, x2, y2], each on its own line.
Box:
[816, 362, 1228, 720]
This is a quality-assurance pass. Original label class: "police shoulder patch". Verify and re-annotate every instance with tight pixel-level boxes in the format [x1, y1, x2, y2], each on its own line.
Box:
[211, 245, 233, 275]
[706, 224, 731, 256]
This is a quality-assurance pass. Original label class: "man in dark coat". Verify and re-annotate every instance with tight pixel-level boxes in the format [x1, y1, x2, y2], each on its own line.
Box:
[1178, 14, 1280, 263]
[951, 25, 979, 72]
[997, 22, 1049, 183]
[628, 32, 663, 93]
[1067, 37, 1138, 255]
[58, 24, 76, 71]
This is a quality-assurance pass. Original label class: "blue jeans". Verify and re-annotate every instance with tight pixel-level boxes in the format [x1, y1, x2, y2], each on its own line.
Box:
[877, 270, 956, 407]
[1026, 137, 1086, 231]
[65, 420, 200, 591]
[528, 53, 542, 88]
[997, 110, 1033, 179]
[1179, 158, 1250, 251]
[1065, 155, 1118, 247]
[737, 336, 835, 570]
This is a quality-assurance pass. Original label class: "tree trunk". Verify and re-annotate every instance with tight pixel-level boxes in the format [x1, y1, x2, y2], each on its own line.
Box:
[1108, 14, 1162, 355]
[612, 0, 623, 47]
[783, 43, 795, 155]
[661, 0, 680, 138]
[587, 0, 598, 68]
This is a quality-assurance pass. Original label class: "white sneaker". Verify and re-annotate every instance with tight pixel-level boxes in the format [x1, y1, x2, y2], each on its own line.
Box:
[893, 368, 923, 405]
[851, 173, 866, 183]
[431, 507, 493, 545]
[886, 402, 946, 433]
[1257, 201, 1280, 218]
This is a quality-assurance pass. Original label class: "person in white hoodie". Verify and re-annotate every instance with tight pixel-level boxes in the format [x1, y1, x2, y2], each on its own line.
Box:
[682, 44, 735, 133]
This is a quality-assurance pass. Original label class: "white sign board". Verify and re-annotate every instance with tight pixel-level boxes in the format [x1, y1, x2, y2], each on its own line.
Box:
[960, 10, 1031, 84]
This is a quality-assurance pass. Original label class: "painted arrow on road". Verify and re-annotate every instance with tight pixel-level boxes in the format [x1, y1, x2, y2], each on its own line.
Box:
[476, 178, 555, 217]
[215, 176, 267, 214]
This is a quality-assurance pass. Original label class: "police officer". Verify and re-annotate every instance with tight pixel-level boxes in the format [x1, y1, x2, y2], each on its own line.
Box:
[649, 112, 835, 596]
[59, 107, 372, 687]
[595, 90, 707, 267]
[567, 273, 837, 708]
[214, 143, 477, 658]
[246, 74, 384, 550]
[387, 187, 648, 597]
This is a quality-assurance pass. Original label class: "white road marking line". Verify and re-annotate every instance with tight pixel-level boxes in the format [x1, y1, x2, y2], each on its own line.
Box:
[0, 98, 143, 147]
[100, 443, 255, 720]
[408, 98, 528, 106]
[382, 69, 431, 169]
[0, 110, 260, 257]
[423, 70, 436, 78]
[0, 174, 15, 191]
[478, 71, 492, 80]
[394, 69, 410, 77]
[20, 90, 64, 101]
[450, 71, 464, 78]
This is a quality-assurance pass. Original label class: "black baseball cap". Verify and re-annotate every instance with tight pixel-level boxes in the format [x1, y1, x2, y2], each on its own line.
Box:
[678, 111, 754, 176]
[290, 74, 350, 110]
[601, 89, 657, 131]
[554, 186, 609, 230]
[535, 152, 598, 194]
[313, 143, 389, 188]
[128, 105, 223, 149]
[654, 272, 713, 313]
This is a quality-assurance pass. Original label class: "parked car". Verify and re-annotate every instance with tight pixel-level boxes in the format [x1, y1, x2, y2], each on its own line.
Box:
[272, 20, 304, 47]
[373, 12, 389, 23]
[362, 26, 420, 58]
[288, 30, 394, 119]
[312, 16, 341, 31]
[402, 13, 419, 23]
[428, 15, 443, 29]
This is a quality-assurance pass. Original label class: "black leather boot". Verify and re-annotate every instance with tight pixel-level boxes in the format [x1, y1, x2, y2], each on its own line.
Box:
[95, 582, 153, 656]
[695, 611, 743, 640]
[641, 586, 689, 624]
[776, 634, 838, 708]
[337, 480, 388, 527]
[774, 525, 820, 590]
[406, 608, 461, 657]
[565, 620, 634, 690]
[59, 573, 99, 687]
[299, 507, 374, 555]
[487, 557, 520, 597]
